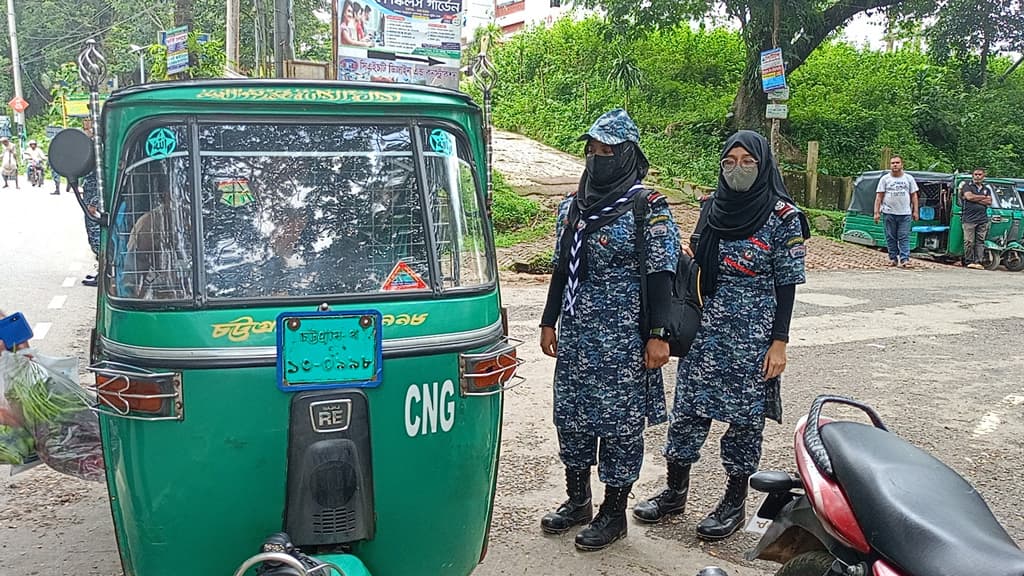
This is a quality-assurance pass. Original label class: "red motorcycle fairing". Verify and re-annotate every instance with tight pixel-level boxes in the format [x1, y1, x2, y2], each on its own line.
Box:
[793, 415, 871, 554]
[872, 559, 904, 576]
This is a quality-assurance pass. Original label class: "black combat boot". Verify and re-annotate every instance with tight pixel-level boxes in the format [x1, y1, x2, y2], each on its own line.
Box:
[541, 468, 593, 534]
[696, 474, 749, 541]
[574, 483, 632, 551]
[633, 461, 690, 523]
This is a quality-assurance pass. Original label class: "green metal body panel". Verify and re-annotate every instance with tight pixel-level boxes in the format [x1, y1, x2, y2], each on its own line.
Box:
[311, 553, 372, 576]
[92, 81, 504, 576]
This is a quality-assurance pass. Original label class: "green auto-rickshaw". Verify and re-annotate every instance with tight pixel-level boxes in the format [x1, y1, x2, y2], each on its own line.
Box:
[841, 170, 1024, 270]
[52, 73, 522, 576]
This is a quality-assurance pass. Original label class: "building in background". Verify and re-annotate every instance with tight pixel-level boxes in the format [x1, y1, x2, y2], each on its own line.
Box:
[462, 0, 581, 41]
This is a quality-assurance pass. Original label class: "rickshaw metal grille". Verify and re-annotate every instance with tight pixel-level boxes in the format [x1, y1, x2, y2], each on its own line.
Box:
[312, 508, 358, 535]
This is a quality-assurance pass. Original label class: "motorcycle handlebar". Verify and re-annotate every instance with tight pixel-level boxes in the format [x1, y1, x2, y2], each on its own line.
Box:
[803, 394, 889, 479]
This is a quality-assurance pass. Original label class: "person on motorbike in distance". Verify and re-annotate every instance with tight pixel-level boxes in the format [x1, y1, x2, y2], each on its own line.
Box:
[24, 140, 46, 186]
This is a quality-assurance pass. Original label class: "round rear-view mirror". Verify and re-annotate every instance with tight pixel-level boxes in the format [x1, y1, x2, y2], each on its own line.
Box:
[49, 128, 95, 181]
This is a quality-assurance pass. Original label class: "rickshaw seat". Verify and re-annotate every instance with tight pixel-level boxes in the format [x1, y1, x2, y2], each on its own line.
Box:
[912, 225, 948, 233]
[919, 206, 936, 220]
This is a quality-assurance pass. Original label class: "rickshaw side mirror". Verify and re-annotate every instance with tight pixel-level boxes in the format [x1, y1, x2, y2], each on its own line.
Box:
[49, 128, 102, 224]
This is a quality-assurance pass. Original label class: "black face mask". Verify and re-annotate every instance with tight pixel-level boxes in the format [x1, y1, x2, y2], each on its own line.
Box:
[585, 154, 620, 186]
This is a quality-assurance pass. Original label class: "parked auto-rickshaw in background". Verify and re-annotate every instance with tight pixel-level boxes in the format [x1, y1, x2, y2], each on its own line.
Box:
[842, 170, 1024, 270]
[50, 41, 521, 576]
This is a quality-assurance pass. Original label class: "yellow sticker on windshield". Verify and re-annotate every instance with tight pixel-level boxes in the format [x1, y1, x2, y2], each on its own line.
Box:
[217, 178, 254, 207]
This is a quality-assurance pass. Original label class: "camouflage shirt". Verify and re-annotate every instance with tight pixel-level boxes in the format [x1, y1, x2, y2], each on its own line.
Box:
[552, 191, 681, 436]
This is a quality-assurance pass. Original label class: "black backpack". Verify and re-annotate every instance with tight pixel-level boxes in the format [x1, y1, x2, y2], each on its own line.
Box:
[635, 192, 709, 358]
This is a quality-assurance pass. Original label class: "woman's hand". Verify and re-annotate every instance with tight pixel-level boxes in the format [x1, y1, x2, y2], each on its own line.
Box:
[762, 340, 787, 379]
[681, 242, 694, 258]
[540, 326, 558, 358]
[644, 338, 670, 369]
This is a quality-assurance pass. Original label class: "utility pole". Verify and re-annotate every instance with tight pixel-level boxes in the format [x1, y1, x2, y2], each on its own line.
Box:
[5, 0, 25, 147]
[226, 0, 239, 73]
[272, 0, 294, 78]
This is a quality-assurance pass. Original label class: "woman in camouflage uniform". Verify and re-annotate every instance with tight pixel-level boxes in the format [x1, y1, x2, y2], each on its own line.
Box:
[538, 109, 681, 551]
[634, 130, 810, 541]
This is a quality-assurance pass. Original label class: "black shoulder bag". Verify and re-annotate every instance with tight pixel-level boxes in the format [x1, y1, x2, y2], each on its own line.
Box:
[636, 196, 709, 358]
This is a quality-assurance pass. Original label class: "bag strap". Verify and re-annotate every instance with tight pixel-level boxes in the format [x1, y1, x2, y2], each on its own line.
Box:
[633, 190, 651, 334]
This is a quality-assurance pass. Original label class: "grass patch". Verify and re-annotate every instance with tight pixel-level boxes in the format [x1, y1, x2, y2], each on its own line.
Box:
[804, 208, 846, 239]
[491, 170, 556, 248]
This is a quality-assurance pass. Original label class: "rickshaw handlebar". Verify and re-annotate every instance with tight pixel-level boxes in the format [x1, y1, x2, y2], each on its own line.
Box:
[231, 552, 346, 576]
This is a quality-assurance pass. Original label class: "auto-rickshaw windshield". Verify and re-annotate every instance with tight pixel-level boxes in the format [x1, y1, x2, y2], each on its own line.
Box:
[990, 182, 1023, 210]
[106, 121, 494, 302]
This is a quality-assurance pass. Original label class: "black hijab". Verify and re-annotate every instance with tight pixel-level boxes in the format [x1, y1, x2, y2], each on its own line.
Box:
[556, 140, 649, 277]
[695, 130, 810, 296]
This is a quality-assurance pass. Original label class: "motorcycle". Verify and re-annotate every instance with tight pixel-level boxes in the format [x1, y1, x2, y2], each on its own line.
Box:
[27, 160, 43, 187]
[742, 395, 1024, 576]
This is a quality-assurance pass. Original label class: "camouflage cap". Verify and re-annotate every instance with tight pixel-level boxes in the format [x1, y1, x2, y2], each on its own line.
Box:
[578, 108, 640, 146]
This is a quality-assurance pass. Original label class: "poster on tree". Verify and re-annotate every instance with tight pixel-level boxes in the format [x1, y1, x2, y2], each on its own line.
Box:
[333, 0, 463, 89]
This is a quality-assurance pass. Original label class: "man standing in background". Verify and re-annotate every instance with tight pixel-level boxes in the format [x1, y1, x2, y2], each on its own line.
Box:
[874, 155, 919, 268]
[959, 167, 993, 269]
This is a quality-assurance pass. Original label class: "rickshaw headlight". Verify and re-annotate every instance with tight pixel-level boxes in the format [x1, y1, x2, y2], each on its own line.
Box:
[458, 338, 525, 396]
[87, 362, 184, 420]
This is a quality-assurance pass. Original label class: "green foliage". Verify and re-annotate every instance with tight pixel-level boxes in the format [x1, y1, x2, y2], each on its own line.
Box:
[482, 17, 1024, 187]
[804, 208, 846, 239]
[490, 171, 541, 232]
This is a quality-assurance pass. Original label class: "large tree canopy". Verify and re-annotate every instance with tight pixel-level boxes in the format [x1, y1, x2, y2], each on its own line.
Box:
[926, 0, 1024, 86]
[574, 0, 938, 129]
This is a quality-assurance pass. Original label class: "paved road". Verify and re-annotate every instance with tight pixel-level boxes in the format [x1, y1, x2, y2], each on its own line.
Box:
[3, 173, 1023, 576]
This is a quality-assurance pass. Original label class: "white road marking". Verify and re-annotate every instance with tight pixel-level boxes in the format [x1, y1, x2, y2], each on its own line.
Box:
[796, 293, 868, 307]
[62, 276, 76, 287]
[973, 393, 1024, 437]
[48, 295, 68, 309]
[33, 322, 52, 340]
[790, 296, 1024, 347]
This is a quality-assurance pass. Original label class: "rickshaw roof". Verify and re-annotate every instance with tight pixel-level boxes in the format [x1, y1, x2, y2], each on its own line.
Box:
[848, 170, 952, 213]
[104, 79, 481, 112]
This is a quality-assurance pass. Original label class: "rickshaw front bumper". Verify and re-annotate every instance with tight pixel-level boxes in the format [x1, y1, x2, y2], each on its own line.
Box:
[231, 550, 371, 576]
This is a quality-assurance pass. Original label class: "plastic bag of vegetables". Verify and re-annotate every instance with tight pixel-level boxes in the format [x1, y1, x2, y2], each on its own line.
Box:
[0, 349, 104, 481]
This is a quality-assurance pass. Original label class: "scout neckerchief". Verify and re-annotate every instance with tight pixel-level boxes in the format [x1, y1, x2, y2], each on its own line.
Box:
[562, 182, 645, 316]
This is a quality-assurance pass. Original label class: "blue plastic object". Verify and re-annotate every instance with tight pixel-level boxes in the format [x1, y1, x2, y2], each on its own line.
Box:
[0, 312, 33, 350]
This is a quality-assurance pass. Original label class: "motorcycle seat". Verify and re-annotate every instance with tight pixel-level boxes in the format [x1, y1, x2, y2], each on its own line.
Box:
[820, 421, 1024, 576]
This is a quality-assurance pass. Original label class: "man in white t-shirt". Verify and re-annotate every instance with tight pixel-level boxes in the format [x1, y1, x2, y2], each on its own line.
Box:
[873, 156, 919, 268]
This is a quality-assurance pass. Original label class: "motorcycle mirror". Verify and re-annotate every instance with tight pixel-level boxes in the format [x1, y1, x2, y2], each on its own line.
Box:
[697, 568, 729, 576]
[49, 128, 96, 181]
[49, 128, 102, 224]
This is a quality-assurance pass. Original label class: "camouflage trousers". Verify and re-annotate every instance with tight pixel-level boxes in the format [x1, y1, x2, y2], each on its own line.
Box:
[84, 214, 100, 255]
[664, 412, 765, 477]
[557, 429, 643, 488]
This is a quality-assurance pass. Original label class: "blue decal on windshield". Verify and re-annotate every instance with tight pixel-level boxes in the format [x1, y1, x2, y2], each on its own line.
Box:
[428, 129, 453, 156]
[145, 127, 178, 159]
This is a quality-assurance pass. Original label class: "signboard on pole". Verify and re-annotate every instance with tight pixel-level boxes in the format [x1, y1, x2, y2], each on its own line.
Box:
[767, 86, 790, 101]
[8, 96, 28, 113]
[760, 48, 786, 92]
[163, 25, 190, 75]
[766, 103, 789, 119]
[63, 95, 107, 118]
[334, 0, 463, 89]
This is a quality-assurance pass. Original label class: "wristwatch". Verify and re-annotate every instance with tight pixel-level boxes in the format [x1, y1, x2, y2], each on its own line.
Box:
[648, 327, 669, 341]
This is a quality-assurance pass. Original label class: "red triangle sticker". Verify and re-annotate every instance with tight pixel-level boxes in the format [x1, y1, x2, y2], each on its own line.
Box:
[381, 261, 429, 291]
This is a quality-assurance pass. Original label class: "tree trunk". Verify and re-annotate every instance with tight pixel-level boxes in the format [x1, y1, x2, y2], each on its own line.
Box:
[174, 0, 193, 29]
[731, 49, 769, 132]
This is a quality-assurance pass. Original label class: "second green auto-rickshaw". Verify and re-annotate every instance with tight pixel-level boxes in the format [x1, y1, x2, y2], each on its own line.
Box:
[841, 171, 1024, 270]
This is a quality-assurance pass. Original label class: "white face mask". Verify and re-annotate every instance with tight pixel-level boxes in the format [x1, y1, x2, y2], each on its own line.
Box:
[723, 165, 758, 192]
